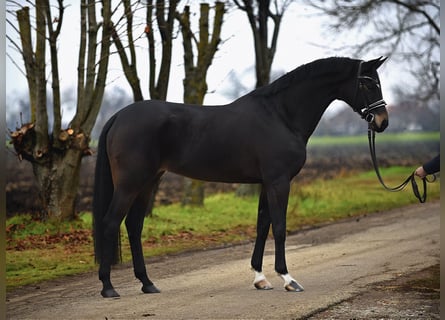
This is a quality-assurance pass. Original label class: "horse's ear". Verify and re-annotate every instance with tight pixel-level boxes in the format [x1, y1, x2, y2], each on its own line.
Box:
[374, 56, 387, 69]
[363, 57, 387, 71]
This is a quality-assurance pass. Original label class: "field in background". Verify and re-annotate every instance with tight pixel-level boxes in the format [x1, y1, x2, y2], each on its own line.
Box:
[307, 131, 439, 146]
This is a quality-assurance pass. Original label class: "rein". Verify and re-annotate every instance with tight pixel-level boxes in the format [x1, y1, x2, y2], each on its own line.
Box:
[355, 60, 430, 203]
[367, 127, 430, 203]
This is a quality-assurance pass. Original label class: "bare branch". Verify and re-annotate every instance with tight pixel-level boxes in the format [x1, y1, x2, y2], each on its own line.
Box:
[76, 0, 87, 118]
[305, 0, 439, 103]
[146, 0, 179, 100]
[41, 0, 64, 146]
[386, 0, 439, 34]
[5, 32, 23, 54]
[6, 51, 27, 78]
[235, 0, 287, 87]
[110, 0, 144, 101]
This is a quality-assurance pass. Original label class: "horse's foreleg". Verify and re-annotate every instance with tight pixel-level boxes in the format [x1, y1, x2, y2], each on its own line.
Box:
[280, 273, 304, 292]
[266, 177, 304, 292]
[125, 185, 161, 294]
[251, 187, 273, 290]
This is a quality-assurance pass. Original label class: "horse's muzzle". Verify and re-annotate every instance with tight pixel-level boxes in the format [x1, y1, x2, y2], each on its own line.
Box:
[371, 111, 389, 132]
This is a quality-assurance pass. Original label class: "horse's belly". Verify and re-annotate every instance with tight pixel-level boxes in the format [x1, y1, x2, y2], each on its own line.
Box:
[170, 168, 262, 184]
[164, 155, 262, 184]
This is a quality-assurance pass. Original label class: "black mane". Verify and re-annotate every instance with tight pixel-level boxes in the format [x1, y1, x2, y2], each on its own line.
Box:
[251, 57, 358, 97]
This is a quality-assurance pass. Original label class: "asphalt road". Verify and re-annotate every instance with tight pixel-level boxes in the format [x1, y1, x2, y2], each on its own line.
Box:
[6, 202, 440, 319]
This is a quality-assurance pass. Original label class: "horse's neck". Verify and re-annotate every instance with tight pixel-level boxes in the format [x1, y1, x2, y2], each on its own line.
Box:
[280, 80, 339, 143]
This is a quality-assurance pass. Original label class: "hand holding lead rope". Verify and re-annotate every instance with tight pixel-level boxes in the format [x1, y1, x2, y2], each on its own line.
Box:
[367, 128, 436, 203]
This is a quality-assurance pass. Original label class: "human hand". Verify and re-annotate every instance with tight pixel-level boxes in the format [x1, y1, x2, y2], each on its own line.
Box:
[414, 166, 427, 179]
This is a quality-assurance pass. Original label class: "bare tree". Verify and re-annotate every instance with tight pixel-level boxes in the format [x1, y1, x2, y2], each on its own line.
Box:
[7, 0, 112, 221]
[305, 0, 440, 102]
[147, 0, 179, 100]
[176, 2, 225, 206]
[234, 0, 292, 87]
[111, 0, 144, 101]
[111, 0, 179, 102]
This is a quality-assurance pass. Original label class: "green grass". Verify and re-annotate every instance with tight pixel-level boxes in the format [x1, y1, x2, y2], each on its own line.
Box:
[6, 166, 440, 289]
[308, 131, 439, 146]
[287, 166, 439, 228]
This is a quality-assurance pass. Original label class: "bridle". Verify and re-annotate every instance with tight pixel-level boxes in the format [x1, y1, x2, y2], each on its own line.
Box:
[354, 61, 387, 124]
[354, 61, 431, 203]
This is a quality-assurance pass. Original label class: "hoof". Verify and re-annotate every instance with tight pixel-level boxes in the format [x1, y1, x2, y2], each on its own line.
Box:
[142, 284, 161, 294]
[101, 288, 120, 298]
[284, 280, 304, 292]
[254, 279, 273, 290]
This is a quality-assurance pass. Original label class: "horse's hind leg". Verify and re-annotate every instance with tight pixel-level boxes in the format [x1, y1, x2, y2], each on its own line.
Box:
[125, 173, 163, 294]
[99, 191, 136, 298]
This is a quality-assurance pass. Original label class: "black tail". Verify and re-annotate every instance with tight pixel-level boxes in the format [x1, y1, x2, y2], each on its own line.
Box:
[93, 114, 121, 265]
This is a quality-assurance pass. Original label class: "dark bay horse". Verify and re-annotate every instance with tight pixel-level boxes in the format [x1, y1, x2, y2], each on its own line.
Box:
[93, 57, 389, 298]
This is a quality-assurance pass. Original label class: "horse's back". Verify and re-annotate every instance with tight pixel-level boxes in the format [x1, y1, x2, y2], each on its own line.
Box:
[104, 100, 223, 163]
[106, 100, 190, 145]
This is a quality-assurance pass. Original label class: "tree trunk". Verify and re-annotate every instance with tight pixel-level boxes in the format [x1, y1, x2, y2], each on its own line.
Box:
[32, 149, 83, 221]
[182, 179, 205, 207]
[11, 125, 93, 221]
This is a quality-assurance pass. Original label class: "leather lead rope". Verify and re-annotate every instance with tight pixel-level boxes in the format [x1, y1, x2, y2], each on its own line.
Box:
[368, 128, 427, 203]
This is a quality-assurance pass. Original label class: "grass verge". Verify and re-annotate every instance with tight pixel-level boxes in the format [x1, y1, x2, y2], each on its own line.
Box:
[307, 131, 440, 146]
[6, 166, 440, 290]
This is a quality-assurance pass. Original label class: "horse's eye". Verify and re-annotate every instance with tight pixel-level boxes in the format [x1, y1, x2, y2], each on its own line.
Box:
[360, 82, 371, 91]
[363, 79, 380, 91]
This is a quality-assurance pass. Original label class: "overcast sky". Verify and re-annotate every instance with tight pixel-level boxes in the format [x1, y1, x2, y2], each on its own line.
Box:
[6, 1, 404, 124]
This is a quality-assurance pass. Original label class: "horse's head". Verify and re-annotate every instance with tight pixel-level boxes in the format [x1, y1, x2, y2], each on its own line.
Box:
[343, 57, 389, 132]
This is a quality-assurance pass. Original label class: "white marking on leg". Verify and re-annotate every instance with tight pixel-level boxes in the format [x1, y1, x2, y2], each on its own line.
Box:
[280, 273, 295, 285]
[254, 271, 266, 284]
[253, 271, 273, 290]
[280, 273, 304, 291]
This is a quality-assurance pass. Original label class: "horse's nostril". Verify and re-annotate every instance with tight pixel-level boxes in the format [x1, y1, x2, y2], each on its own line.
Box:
[373, 118, 388, 132]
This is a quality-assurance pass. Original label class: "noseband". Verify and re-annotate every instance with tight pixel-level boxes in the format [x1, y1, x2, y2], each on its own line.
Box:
[355, 61, 387, 123]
